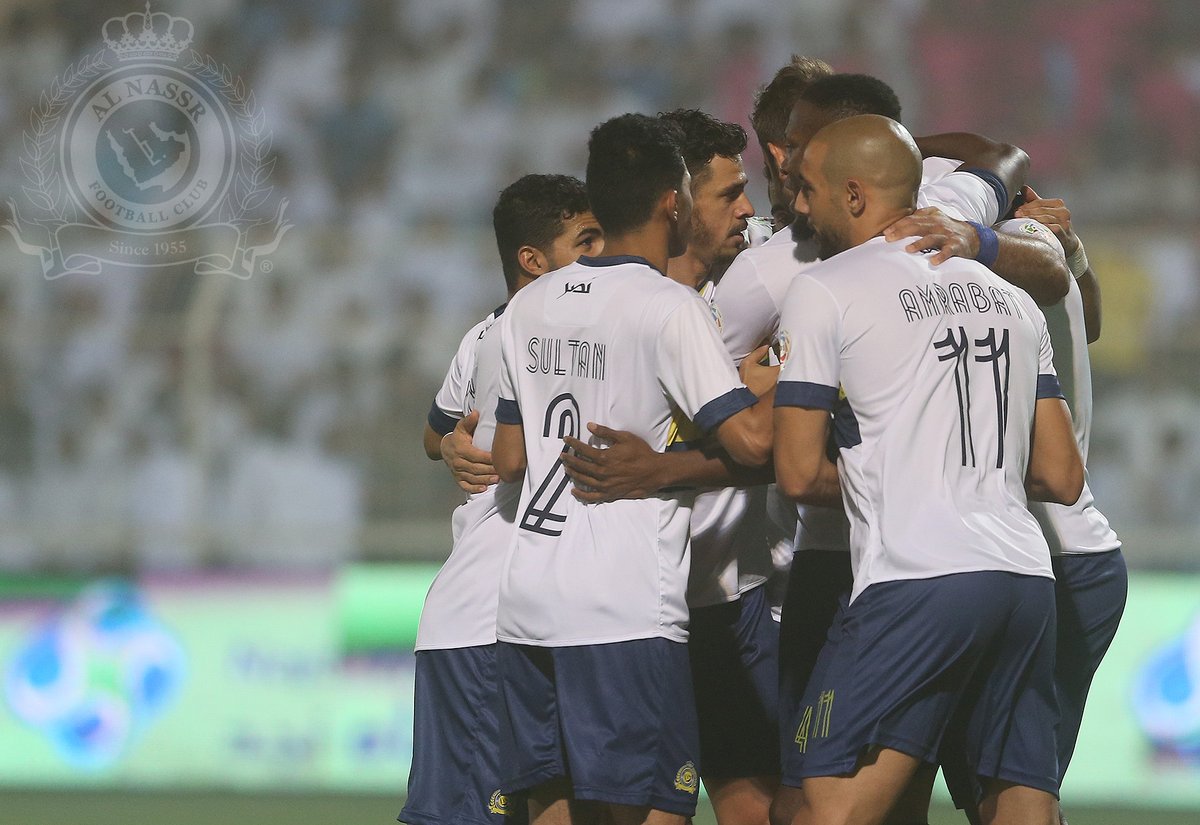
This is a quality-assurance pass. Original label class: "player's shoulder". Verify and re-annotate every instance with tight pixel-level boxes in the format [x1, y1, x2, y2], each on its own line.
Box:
[723, 226, 810, 288]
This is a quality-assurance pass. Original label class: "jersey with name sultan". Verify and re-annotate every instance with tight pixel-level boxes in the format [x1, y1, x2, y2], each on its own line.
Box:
[776, 237, 1061, 603]
[416, 307, 522, 651]
[996, 219, 1121, 556]
[495, 255, 756, 646]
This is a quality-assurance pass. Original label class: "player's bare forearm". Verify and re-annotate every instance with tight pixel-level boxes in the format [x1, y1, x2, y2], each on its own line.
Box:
[561, 424, 773, 503]
[492, 421, 526, 483]
[884, 210, 1068, 304]
[991, 232, 1070, 305]
[1025, 397, 1084, 505]
[774, 406, 842, 507]
[913, 132, 1029, 203]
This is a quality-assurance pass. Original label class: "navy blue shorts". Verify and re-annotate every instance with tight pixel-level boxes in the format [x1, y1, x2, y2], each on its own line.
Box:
[1051, 550, 1127, 781]
[688, 583, 780, 779]
[780, 572, 1059, 799]
[401, 646, 524, 825]
[777, 549, 854, 757]
[496, 638, 701, 815]
[943, 551, 1128, 809]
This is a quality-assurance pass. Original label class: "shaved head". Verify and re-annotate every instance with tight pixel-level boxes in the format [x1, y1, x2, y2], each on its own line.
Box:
[792, 115, 923, 259]
[810, 115, 921, 211]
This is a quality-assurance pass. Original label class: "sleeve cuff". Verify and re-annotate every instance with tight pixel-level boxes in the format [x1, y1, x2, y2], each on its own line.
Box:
[693, 386, 757, 433]
[1036, 374, 1065, 400]
[958, 167, 1009, 222]
[427, 403, 459, 436]
[775, 381, 839, 410]
[495, 397, 522, 425]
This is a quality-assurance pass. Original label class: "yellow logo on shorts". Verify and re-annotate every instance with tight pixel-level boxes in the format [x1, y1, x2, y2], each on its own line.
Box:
[674, 761, 699, 794]
[487, 790, 510, 815]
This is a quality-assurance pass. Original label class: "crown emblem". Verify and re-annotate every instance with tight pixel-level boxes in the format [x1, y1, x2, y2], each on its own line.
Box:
[103, 2, 194, 61]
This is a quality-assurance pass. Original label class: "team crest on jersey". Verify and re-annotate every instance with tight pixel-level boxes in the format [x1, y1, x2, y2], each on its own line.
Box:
[487, 790, 510, 815]
[673, 760, 699, 794]
[775, 329, 792, 365]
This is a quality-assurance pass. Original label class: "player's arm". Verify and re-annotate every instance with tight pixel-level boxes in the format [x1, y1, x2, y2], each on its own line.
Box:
[773, 406, 841, 507]
[1013, 187, 1101, 341]
[1026, 396, 1084, 504]
[492, 420, 526, 483]
[562, 424, 774, 503]
[883, 206, 1070, 305]
[772, 274, 844, 506]
[433, 412, 499, 494]
[914, 132, 1029, 211]
[1024, 308, 1084, 503]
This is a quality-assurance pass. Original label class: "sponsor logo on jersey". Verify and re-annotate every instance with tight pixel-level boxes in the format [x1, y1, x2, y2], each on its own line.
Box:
[673, 760, 699, 794]
[488, 790, 510, 815]
[563, 281, 591, 295]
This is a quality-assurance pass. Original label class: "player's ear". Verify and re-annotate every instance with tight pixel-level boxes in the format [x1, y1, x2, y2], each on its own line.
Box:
[846, 178, 867, 218]
[663, 188, 679, 223]
[517, 245, 549, 276]
[766, 142, 788, 178]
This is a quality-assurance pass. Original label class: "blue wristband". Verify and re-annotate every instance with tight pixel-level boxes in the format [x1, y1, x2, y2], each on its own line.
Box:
[969, 221, 999, 268]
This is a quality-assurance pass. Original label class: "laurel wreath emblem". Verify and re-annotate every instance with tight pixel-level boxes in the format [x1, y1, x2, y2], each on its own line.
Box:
[14, 49, 277, 230]
[19, 52, 111, 227]
[184, 53, 277, 226]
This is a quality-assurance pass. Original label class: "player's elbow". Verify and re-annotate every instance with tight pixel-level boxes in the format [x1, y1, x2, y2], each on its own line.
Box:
[1026, 460, 1083, 506]
[494, 453, 525, 484]
[724, 430, 772, 468]
[1033, 260, 1070, 306]
[423, 426, 445, 461]
[716, 410, 772, 468]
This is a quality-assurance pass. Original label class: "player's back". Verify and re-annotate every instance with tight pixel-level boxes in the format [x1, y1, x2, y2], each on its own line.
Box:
[780, 237, 1054, 601]
[496, 255, 747, 646]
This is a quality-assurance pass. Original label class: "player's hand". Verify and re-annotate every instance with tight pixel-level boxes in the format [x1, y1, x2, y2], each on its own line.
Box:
[883, 206, 977, 265]
[441, 411, 498, 493]
[1012, 185, 1080, 257]
[562, 423, 662, 503]
[739, 344, 779, 398]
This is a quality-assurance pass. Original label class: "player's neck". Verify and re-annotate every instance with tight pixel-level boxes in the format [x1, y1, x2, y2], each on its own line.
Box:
[598, 226, 670, 275]
[858, 206, 914, 246]
[665, 251, 707, 290]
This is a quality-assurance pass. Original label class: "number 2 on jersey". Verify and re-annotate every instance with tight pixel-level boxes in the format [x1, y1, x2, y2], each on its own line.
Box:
[934, 326, 1010, 469]
[519, 393, 580, 536]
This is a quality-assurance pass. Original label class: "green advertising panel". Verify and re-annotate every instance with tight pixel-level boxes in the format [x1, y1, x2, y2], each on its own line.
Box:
[1, 567, 1198, 808]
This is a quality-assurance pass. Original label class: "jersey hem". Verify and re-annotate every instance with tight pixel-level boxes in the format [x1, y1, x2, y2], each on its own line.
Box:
[494, 629, 688, 647]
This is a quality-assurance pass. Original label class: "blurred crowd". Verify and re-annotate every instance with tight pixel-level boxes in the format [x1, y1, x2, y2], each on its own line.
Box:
[0, 0, 1197, 572]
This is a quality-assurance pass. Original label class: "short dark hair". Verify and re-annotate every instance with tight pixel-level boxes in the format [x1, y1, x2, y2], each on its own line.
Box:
[749, 55, 834, 151]
[657, 109, 747, 180]
[799, 73, 903, 122]
[492, 174, 590, 290]
[585, 113, 686, 237]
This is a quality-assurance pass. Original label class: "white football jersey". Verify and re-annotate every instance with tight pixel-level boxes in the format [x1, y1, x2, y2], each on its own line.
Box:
[776, 237, 1060, 603]
[416, 306, 521, 651]
[996, 219, 1121, 556]
[682, 278, 774, 609]
[495, 255, 757, 646]
[427, 315, 491, 434]
[717, 164, 1010, 564]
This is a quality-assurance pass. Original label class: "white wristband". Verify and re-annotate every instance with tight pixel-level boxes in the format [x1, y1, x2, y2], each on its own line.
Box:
[1067, 242, 1089, 280]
